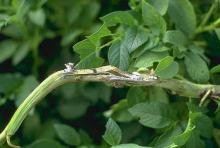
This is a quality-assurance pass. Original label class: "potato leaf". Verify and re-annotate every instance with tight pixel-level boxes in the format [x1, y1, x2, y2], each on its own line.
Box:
[54, 124, 81, 146]
[103, 118, 122, 146]
[168, 0, 196, 36]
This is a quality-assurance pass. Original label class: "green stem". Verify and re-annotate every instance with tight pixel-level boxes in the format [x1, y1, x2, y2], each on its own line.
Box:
[0, 71, 64, 145]
[199, 0, 218, 27]
[196, 18, 220, 34]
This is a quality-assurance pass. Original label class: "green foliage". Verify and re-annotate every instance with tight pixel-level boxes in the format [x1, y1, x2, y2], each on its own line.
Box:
[211, 64, 220, 74]
[54, 123, 81, 146]
[102, 118, 122, 146]
[142, 0, 166, 35]
[0, 0, 220, 147]
[148, 0, 169, 16]
[108, 41, 130, 70]
[155, 56, 179, 78]
[163, 30, 188, 46]
[112, 143, 149, 148]
[184, 52, 210, 83]
[129, 101, 174, 128]
[100, 11, 136, 26]
[168, 0, 197, 36]
[27, 139, 64, 148]
[134, 51, 168, 68]
[0, 40, 17, 63]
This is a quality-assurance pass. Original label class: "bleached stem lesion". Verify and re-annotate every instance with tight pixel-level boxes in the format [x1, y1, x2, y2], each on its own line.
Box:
[0, 64, 220, 147]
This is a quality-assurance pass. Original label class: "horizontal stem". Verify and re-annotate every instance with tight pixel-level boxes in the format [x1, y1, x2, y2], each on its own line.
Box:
[0, 65, 220, 146]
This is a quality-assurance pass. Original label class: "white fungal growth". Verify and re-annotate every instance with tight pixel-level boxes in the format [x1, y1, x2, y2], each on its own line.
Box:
[149, 75, 158, 80]
[64, 63, 75, 73]
[131, 72, 143, 80]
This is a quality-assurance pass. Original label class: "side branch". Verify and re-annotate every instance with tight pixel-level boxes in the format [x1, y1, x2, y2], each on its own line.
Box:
[0, 65, 220, 147]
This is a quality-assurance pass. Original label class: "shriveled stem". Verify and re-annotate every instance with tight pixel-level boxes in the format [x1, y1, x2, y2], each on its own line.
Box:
[0, 65, 220, 147]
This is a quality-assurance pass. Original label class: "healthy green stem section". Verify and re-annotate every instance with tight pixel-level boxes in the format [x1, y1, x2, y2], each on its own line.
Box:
[196, 18, 220, 34]
[199, 0, 218, 27]
[0, 70, 64, 145]
[0, 65, 220, 146]
[196, 0, 219, 34]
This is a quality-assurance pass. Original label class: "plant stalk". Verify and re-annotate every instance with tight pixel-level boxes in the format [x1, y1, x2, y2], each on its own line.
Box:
[0, 65, 220, 146]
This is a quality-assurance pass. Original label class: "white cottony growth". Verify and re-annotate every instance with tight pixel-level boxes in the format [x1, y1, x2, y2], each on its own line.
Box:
[64, 63, 75, 73]
[149, 75, 158, 80]
[131, 72, 143, 81]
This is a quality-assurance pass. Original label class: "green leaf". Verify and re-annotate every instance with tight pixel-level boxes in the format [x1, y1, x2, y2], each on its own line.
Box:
[134, 51, 168, 68]
[54, 123, 81, 146]
[12, 42, 30, 65]
[128, 101, 173, 128]
[58, 100, 89, 120]
[105, 99, 133, 122]
[1, 24, 22, 38]
[155, 56, 179, 78]
[184, 52, 209, 83]
[131, 35, 160, 58]
[188, 45, 208, 62]
[124, 27, 149, 53]
[22, 113, 41, 139]
[163, 30, 188, 46]
[155, 56, 174, 72]
[153, 123, 183, 147]
[78, 129, 93, 145]
[15, 76, 39, 106]
[142, 1, 166, 35]
[98, 84, 112, 103]
[126, 87, 147, 106]
[108, 41, 129, 70]
[170, 112, 202, 147]
[168, 0, 196, 36]
[0, 14, 10, 29]
[102, 118, 122, 146]
[76, 52, 104, 69]
[0, 73, 23, 97]
[148, 0, 169, 15]
[151, 46, 170, 52]
[215, 28, 220, 40]
[100, 11, 136, 26]
[149, 87, 169, 103]
[87, 23, 111, 47]
[213, 128, 220, 147]
[0, 40, 17, 63]
[28, 8, 46, 26]
[74, 38, 104, 68]
[27, 139, 64, 148]
[74, 39, 96, 59]
[185, 131, 205, 148]
[196, 114, 213, 138]
[15, 0, 34, 20]
[171, 126, 195, 147]
[74, 24, 110, 51]
[157, 61, 179, 78]
[73, 24, 111, 68]
[112, 143, 150, 148]
[210, 64, 220, 74]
